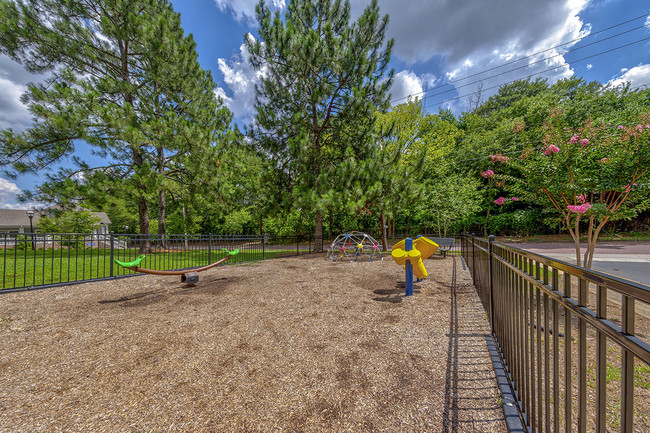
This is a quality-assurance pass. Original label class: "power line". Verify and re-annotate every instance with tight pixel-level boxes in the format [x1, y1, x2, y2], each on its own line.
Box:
[420, 25, 649, 104]
[393, 13, 650, 104]
[422, 35, 650, 111]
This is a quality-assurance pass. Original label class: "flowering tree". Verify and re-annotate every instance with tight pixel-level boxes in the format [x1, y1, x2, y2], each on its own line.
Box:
[492, 110, 650, 268]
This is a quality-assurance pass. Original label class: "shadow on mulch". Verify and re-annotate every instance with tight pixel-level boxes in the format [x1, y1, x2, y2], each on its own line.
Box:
[371, 283, 421, 303]
[97, 276, 239, 306]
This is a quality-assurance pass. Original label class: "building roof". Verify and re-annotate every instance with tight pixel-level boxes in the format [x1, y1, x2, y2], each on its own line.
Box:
[0, 208, 111, 228]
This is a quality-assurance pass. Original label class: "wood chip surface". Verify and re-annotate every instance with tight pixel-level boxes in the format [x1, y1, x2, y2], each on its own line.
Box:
[0, 254, 507, 432]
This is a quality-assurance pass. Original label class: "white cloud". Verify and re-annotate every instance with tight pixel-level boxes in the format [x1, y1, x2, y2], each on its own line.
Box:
[0, 177, 24, 209]
[349, 0, 589, 65]
[213, 0, 285, 22]
[586, 64, 593, 69]
[0, 77, 32, 132]
[0, 55, 42, 131]
[215, 40, 267, 124]
[347, 0, 589, 111]
[389, 70, 437, 105]
[608, 64, 650, 89]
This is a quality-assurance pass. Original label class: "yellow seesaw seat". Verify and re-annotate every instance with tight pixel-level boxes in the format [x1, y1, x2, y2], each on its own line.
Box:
[391, 237, 439, 279]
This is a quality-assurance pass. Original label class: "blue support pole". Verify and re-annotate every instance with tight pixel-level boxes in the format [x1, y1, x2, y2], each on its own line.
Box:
[405, 237, 414, 296]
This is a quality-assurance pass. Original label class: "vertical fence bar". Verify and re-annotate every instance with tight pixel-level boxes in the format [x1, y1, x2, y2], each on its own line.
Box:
[529, 258, 536, 432]
[552, 268, 559, 433]
[110, 232, 114, 278]
[578, 278, 587, 433]
[488, 235, 495, 334]
[596, 284, 607, 433]
[2, 234, 6, 289]
[517, 253, 527, 425]
[208, 234, 212, 265]
[536, 262, 542, 433]
[543, 264, 550, 432]
[564, 272, 573, 433]
[471, 234, 476, 283]
[22, 235, 27, 287]
[621, 295, 635, 433]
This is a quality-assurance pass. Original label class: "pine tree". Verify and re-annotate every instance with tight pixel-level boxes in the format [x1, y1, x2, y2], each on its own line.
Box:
[0, 0, 230, 250]
[247, 0, 394, 251]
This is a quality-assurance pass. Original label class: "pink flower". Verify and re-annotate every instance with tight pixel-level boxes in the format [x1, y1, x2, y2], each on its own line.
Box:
[545, 145, 560, 155]
[624, 183, 638, 193]
[637, 124, 644, 132]
[511, 197, 519, 201]
[570, 134, 580, 144]
[618, 125, 624, 130]
[481, 169, 495, 178]
[494, 197, 506, 205]
[576, 194, 586, 204]
[599, 157, 610, 163]
[580, 138, 589, 146]
[567, 203, 591, 214]
[490, 154, 509, 163]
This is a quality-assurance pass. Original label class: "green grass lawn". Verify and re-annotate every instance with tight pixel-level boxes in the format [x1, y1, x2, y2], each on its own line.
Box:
[0, 246, 298, 290]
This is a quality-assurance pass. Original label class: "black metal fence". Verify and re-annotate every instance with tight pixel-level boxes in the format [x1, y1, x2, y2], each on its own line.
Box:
[0, 232, 315, 292]
[462, 234, 650, 432]
[0, 231, 461, 292]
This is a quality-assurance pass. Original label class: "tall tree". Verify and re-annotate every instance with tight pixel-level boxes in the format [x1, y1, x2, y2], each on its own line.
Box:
[247, 0, 394, 252]
[0, 0, 230, 250]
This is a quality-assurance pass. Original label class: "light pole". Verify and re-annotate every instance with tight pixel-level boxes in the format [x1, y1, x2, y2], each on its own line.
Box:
[26, 210, 35, 250]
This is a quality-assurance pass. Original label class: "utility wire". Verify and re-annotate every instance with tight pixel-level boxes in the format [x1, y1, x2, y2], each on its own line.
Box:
[393, 13, 650, 104]
[420, 25, 649, 104]
[422, 35, 650, 111]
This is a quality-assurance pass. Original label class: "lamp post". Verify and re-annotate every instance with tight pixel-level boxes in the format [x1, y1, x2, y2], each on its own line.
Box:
[26, 210, 35, 250]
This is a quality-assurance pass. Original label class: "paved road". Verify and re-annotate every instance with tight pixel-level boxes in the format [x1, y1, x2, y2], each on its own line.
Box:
[503, 241, 650, 286]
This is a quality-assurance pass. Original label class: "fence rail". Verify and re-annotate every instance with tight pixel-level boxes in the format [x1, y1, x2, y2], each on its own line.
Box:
[462, 234, 650, 433]
[0, 231, 460, 292]
[0, 232, 316, 292]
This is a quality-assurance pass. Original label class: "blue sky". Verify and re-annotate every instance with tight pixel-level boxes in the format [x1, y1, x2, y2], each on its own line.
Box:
[1, 0, 649, 208]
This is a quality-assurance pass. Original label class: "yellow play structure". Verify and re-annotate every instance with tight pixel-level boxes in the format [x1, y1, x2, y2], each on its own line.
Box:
[391, 236, 439, 281]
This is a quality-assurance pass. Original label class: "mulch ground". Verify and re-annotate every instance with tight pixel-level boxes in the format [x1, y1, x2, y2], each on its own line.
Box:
[0, 254, 507, 432]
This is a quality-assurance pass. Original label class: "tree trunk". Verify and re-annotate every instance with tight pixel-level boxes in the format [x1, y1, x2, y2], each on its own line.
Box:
[182, 203, 189, 250]
[259, 216, 263, 236]
[133, 146, 151, 253]
[157, 146, 167, 248]
[572, 215, 581, 267]
[137, 196, 151, 253]
[329, 211, 333, 244]
[158, 189, 167, 248]
[380, 212, 388, 250]
[314, 211, 323, 252]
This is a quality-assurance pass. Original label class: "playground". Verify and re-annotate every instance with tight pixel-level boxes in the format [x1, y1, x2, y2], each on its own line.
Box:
[0, 254, 506, 432]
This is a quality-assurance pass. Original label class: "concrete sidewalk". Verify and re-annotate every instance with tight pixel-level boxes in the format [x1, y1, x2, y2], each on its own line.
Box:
[503, 241, 650, 286]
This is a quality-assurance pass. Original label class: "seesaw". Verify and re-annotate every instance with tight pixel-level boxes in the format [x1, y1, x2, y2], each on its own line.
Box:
[114, 248, 239, 286]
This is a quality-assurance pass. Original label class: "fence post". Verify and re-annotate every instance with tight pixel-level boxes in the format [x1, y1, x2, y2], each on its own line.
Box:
[262, 234, 265, 260]
[208, 234, 212, 265]
[488, 234, 495, 334]
[109, 231, 114, 278]
[471, 233, 476, 283]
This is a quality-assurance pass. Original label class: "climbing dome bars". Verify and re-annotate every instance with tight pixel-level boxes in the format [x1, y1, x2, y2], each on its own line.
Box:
[326, 231, 383, 262]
